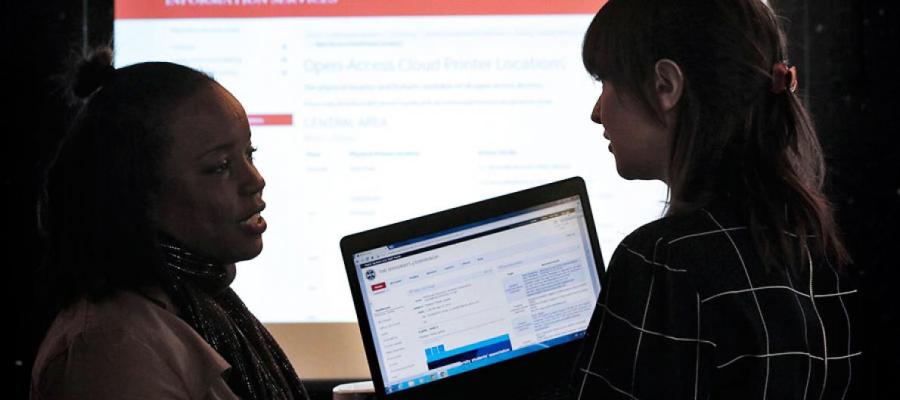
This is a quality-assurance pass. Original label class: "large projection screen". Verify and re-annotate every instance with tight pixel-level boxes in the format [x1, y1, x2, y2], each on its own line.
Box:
[114, 0, 667, 379]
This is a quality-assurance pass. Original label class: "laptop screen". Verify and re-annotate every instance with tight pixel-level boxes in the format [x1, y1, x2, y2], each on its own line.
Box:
[351, 195, 602, 394]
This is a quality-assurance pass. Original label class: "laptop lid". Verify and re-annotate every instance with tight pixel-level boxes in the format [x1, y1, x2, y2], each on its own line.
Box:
[340, 177, 606, 399]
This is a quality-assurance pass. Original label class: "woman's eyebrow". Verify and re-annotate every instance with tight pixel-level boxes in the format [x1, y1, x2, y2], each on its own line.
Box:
[195, 141, 236, 160]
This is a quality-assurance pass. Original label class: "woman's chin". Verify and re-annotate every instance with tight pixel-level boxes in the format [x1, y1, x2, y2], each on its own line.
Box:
[242, 241, 264, 261]
[223, 239, 264, 264]
[615, 165, 652, 181]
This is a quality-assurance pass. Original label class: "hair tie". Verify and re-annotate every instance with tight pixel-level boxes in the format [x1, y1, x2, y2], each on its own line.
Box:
[771, 62, 798, 94]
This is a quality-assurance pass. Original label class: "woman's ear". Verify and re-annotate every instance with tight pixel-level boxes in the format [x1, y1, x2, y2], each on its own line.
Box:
[654, 59, 684, 113]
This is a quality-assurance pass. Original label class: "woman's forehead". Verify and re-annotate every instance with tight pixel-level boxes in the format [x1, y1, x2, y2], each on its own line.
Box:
[176, 84, 244, 118]
[165, 87, 249, 158]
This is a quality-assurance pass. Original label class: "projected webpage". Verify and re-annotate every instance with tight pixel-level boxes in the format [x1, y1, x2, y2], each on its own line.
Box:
[114, 0, 667, 323]
[353, 196, 600, 393]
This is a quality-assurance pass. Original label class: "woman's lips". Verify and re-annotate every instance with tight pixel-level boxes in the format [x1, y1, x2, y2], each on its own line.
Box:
[239, 212, 267, 235]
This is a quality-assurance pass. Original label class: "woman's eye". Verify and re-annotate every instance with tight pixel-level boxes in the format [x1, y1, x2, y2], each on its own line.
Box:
[212, 159, 230, 174]
[246, 146, 258, 162]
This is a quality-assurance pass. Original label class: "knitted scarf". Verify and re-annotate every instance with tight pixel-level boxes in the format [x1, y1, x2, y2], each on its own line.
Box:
[158, 235, 308, 399]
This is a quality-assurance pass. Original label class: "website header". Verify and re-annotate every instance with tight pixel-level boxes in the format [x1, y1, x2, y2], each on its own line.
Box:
[116, 0, 607, 19]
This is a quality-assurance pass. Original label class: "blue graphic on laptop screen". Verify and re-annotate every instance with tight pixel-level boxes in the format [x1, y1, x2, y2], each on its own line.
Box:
[425, 334, 512, 369]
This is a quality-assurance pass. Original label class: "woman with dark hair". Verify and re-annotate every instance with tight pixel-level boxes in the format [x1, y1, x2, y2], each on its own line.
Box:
[573, 0, 859, 399]
[31, 47, 308, 399]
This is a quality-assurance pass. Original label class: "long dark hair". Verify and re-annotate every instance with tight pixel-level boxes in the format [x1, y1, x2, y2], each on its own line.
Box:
[582, 0, 849, 267]
[37, 47, 216, 311]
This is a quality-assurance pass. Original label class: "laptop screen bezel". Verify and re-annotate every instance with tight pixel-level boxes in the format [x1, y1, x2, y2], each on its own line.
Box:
[340, 176, 606, 399]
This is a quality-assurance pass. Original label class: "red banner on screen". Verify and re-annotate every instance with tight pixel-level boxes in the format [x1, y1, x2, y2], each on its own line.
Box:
[248, 114, 293, 126]
[116, 0, 606, 19]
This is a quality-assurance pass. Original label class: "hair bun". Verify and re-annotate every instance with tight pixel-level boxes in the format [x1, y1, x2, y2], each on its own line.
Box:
[72, 47, 115, 98]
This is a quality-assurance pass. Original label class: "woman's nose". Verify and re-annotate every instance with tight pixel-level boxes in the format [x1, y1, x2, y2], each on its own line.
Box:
[591, 96, 602, 124]
[242, 163, 266, 195]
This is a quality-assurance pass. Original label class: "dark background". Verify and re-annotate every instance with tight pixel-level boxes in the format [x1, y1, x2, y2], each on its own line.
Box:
[6, 0, 898, 398]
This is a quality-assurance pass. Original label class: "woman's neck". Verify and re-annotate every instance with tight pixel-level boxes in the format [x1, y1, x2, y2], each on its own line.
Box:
[158, 234, 236, 292]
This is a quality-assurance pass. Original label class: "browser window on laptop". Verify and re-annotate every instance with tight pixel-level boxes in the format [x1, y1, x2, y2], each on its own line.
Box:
[349, 195, 601, 395]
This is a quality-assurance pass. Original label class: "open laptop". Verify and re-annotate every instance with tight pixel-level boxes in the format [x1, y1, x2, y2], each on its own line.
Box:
[340, 177, 606, 399]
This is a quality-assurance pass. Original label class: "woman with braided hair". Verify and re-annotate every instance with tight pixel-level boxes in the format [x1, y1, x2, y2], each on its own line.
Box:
[32, 47, 308, 399]
[573, 0, 860, 399]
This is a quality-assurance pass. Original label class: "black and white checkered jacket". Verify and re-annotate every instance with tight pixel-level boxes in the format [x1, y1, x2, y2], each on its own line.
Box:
[574, 204, 860, 400]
